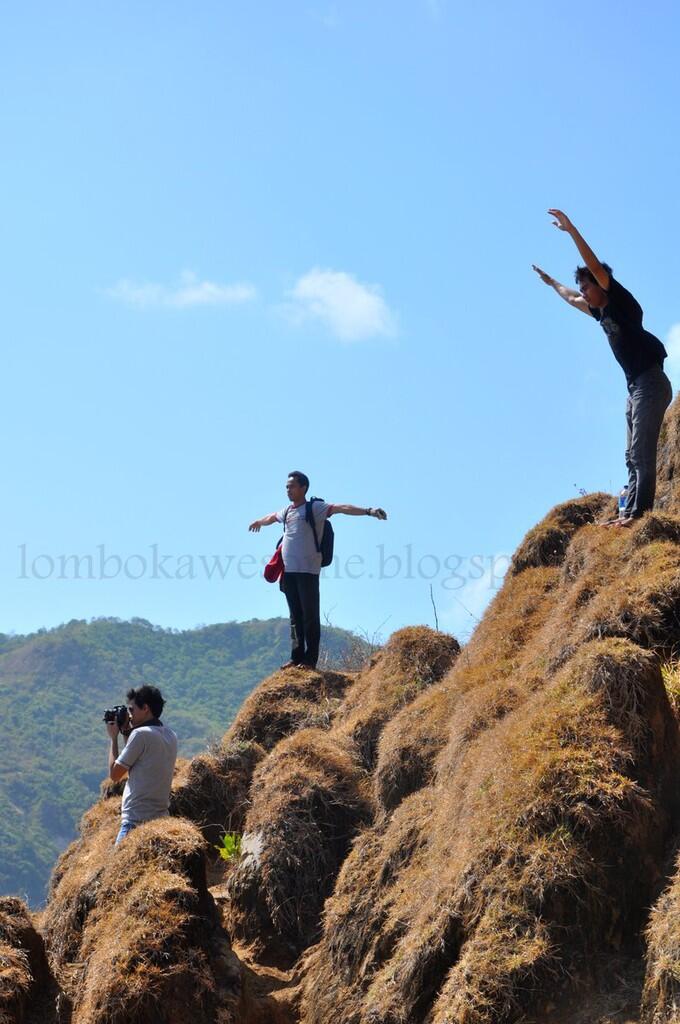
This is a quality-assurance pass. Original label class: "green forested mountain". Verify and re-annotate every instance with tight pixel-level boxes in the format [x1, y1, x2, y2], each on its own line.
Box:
[0, 616, 363, 906]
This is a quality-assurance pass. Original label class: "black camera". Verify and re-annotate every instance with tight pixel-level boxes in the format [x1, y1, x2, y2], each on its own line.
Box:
[103, 705, 130, 729]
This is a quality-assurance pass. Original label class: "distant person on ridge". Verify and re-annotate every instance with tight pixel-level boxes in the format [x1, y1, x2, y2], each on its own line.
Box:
[106, 684, 178, 844]
[533, 209, 672, 526]
[249, 471, 387, 669]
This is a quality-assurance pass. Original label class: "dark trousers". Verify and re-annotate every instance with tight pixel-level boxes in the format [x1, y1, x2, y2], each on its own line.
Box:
[625, 365, 673, 518]
[282, 572, 320, 668]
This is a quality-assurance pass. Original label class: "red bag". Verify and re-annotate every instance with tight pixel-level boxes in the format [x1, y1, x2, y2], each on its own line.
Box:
[264, 544, 284, 583]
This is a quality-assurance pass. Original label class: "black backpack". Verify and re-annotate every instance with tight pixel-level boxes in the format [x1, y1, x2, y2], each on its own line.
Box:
[283, 497, 334, 567]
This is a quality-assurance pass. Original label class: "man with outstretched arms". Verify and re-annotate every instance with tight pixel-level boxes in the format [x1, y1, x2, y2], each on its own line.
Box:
[249, 471, 387, 669]
[533, 209, 671, 525]
[106, 684, 178, 844]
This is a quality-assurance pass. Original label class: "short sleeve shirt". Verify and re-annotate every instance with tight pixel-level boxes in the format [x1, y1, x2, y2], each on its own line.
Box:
[116, 723, 178, 824]
[276, 500, 331, 574]
[588, 277, 667, 385]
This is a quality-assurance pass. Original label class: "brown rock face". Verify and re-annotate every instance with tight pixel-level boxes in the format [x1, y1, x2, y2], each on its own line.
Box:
[0, 897, 48, 1024]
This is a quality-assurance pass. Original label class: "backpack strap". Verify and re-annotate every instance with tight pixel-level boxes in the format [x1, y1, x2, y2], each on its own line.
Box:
[306, 499, 321, 553]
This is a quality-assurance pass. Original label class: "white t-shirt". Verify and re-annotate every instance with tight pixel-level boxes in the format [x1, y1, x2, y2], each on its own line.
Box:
[116, 723, 178, 824]
[276, 500, 331, 574]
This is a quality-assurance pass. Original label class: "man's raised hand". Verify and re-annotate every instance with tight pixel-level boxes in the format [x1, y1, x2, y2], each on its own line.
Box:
[532, 264, 553, 285]
[548, 209, 574, 233]
[372, 508, 387, 520]
[248, 520, 262, 533]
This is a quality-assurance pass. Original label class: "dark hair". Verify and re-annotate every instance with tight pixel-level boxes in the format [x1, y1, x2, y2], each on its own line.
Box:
[127, 685, 165, 719]
[288, 470, 310, 493]
[574, 262, 613, 285]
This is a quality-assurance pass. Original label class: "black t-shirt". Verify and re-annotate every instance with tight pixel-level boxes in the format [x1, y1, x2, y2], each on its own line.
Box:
[589, 277, 667, 385]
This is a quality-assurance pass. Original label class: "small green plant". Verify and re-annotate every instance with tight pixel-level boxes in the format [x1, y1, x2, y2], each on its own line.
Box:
[215, 831, 242, 861]
[662, 662, 680, 717]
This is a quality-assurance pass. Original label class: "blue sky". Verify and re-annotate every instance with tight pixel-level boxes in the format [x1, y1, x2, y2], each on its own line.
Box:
[2, 1, 679, 644]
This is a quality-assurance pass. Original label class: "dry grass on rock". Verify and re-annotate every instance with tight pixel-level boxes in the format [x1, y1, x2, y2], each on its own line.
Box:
[43, 816, 241, 1024]
[170, 739, 266, 846]
[643, 847, 680, 1024]
[226, 728, 372, 963]
[570, 538, 680, 655]
[335, 626, 460, 770]
[511, 493, 613, 575]
[0, 898, 48, 1024]
[632, 512, 680, 550]
[225, 668, 353, 752]
[434, 566, 561, 778]
[302, 636, 678, 1024]
[496, 517, 680, 685]
[662, 662, 680, 723]
[655, 393, 680, 515]
[44, 797, 121, 965]
[373, 677, 459, 812]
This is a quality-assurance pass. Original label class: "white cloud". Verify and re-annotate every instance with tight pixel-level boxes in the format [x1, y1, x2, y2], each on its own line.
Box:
[108, 271, 257, 309]
[286, 268, 396, 341]
[666, 323, 680, 386]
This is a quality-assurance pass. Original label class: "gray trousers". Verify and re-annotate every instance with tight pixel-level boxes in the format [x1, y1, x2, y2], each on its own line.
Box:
[624, 364, 673, 518]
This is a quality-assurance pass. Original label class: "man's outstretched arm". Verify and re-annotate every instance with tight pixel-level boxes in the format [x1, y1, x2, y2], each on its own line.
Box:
[249, 513, 279, 532]
[531, 264, 592, 316]
[547, 209, 611, 291]
[328, 505, 387, 519]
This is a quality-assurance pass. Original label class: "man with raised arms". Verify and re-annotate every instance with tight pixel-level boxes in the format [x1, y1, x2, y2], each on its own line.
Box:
[533, 209, 671, 525]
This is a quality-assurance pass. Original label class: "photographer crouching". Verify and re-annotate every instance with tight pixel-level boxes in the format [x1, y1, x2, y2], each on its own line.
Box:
[104, 685, 178, 845]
